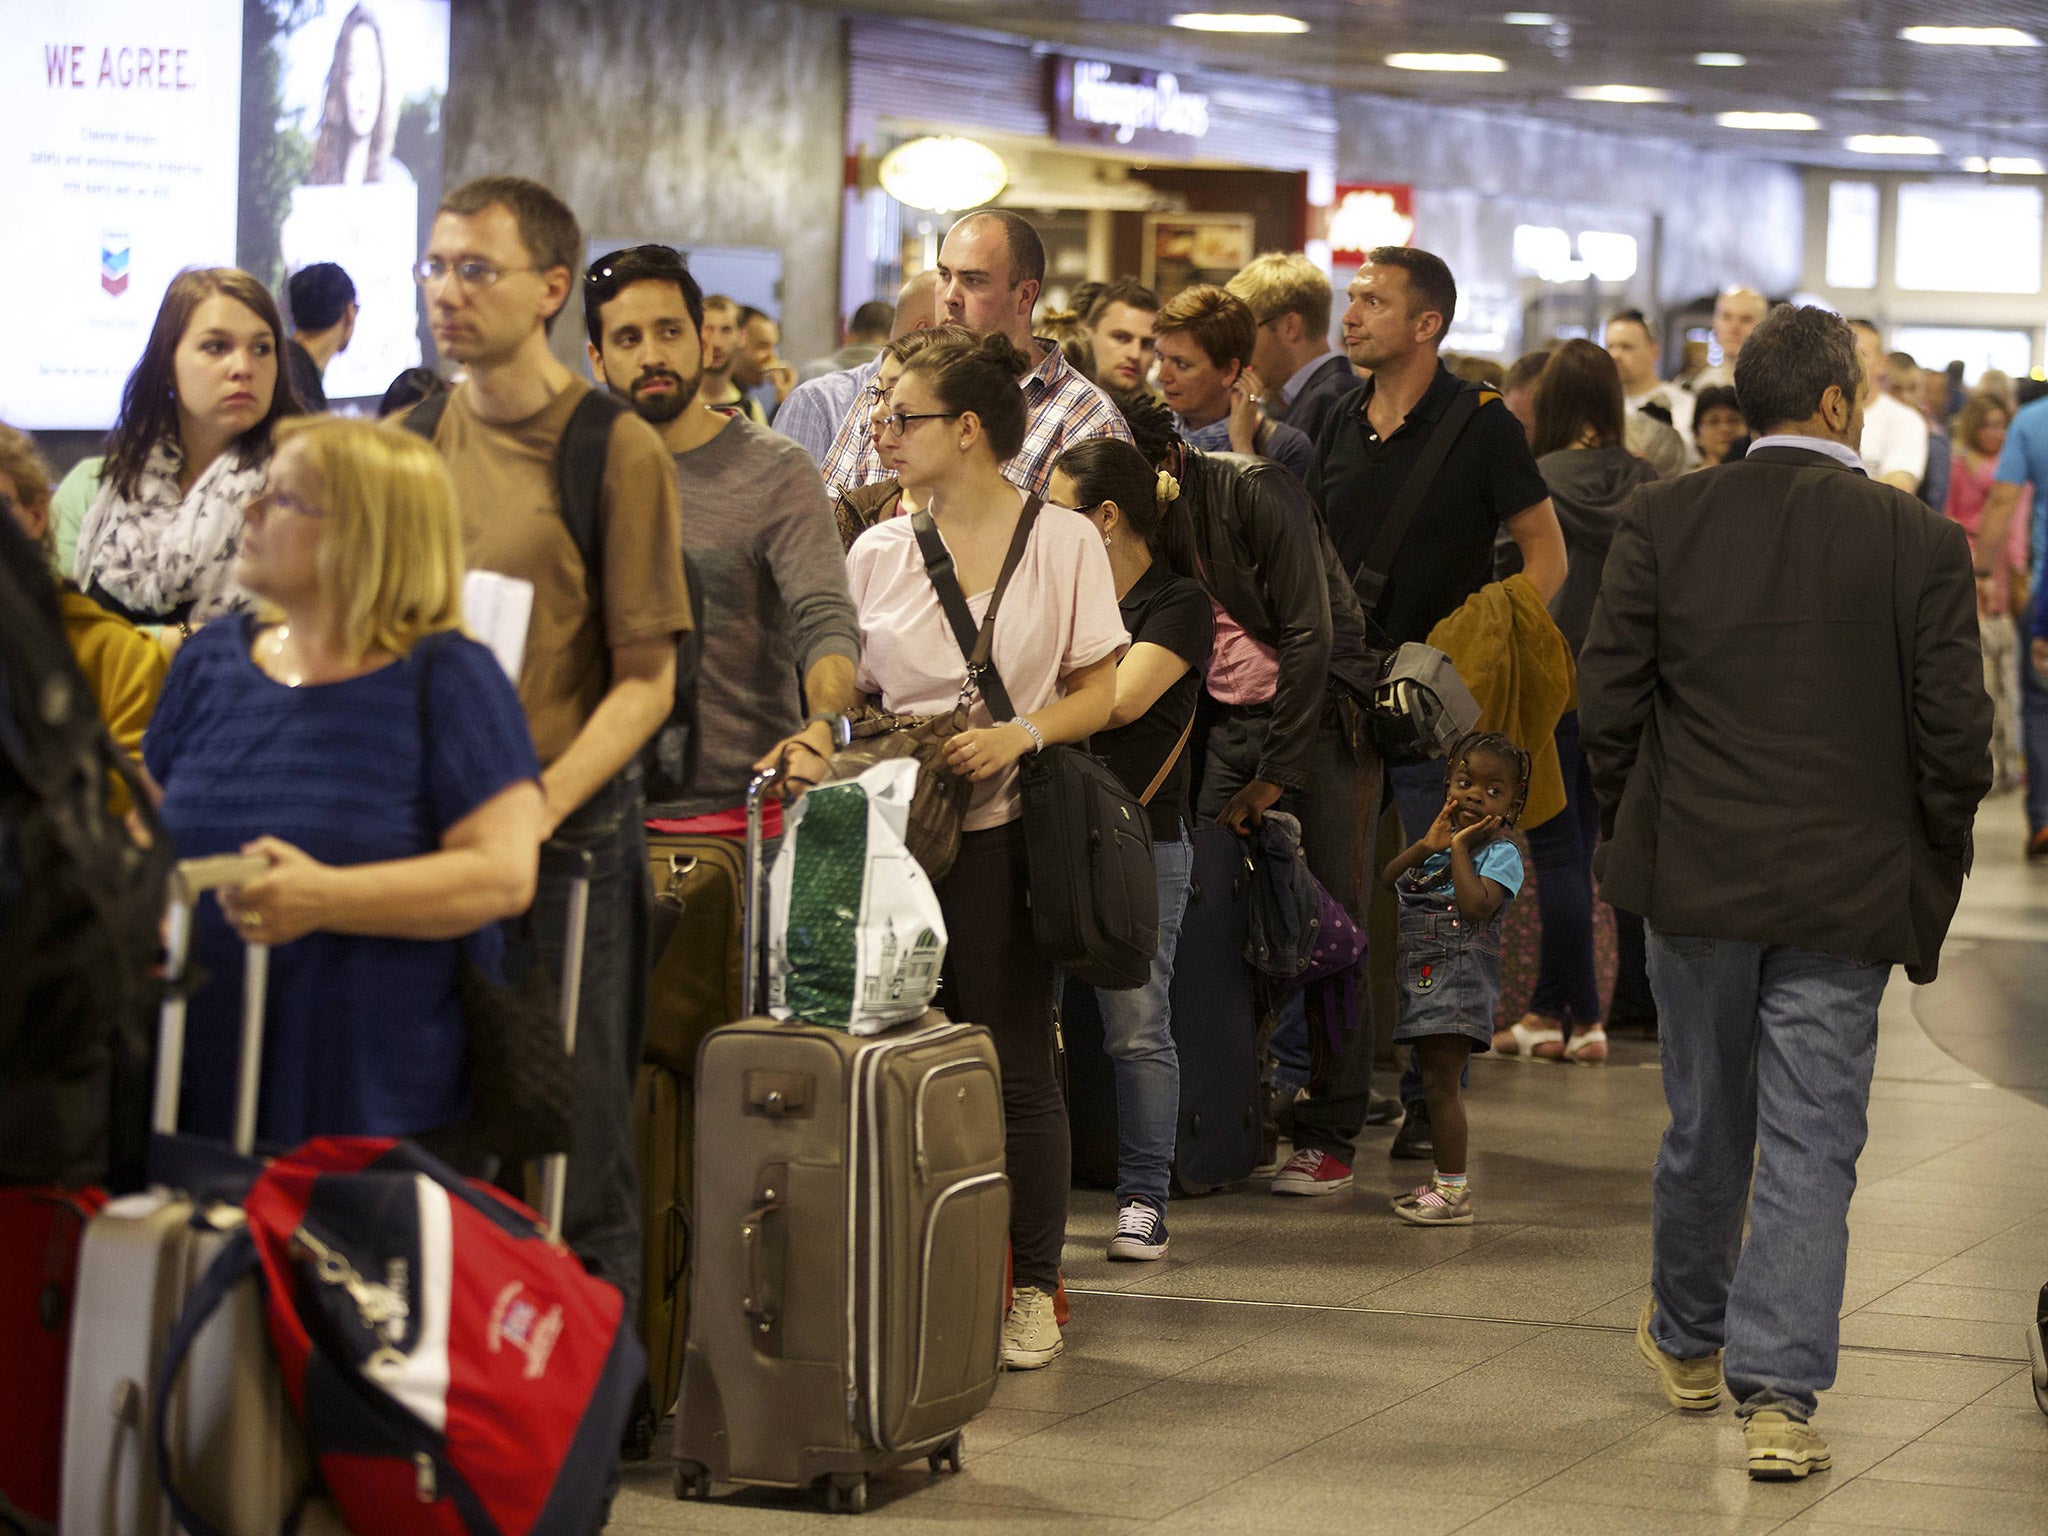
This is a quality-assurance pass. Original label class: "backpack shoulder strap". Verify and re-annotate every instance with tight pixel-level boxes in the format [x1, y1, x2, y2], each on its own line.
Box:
[402, 389, 450, 443]
[1351, 382, 1488, 613]
[557, 389, 628, 611]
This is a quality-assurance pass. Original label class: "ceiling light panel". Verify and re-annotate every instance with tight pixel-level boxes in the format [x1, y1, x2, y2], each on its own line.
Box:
[1695, 52, 1747, 67]
[1899, 26, 2041, 47]
[1845, 134, 1944, 155]
[1169, 12, 1310, 33]
[1567, 84, 1677, 103]
[1385, 52, 1508, 72]
[1717, 111, 1819, 130]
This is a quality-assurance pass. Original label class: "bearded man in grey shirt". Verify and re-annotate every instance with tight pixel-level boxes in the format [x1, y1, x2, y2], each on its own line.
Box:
[585, 245, 860, 812]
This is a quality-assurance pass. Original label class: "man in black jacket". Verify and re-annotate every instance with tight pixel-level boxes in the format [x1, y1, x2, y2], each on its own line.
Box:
[1120, 391, 1386, 1192]
[1580, 304, 1990, 1482]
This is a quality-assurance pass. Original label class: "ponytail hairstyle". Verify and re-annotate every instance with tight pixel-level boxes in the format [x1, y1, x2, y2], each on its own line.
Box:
[1053, 437, 1195, 577]
[897, 331, 1032, 462]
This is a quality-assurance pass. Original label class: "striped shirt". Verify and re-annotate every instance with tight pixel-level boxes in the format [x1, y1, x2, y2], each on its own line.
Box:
[820, 337, 1133, 501]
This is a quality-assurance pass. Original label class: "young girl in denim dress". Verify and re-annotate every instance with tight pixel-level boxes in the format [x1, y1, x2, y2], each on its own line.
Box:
[1381, 733, 1532, 1226]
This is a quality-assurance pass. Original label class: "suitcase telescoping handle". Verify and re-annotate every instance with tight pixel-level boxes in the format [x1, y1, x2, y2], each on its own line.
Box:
[154, 854, 274, 1157]
[741, 766, 780, 1018]
[536, 842, 595, 1241]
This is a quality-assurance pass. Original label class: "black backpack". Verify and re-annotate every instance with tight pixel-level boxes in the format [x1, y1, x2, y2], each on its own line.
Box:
[913, 501, 1159, 990]
[0, 513, 172, 1191]
[405, 387, 703, 784]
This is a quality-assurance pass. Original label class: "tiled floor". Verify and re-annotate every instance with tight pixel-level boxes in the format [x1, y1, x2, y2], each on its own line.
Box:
[612, 798, 2048, 1533]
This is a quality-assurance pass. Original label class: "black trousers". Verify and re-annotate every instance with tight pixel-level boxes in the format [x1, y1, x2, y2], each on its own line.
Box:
[935, 819, 1068, 1293]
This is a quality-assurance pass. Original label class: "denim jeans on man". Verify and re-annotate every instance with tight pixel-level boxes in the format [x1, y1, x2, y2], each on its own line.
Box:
[1644, 929, 1890, 1421]
[1091, 829, 1193, 1210]
[1200, 700, 1377, 1162]
[505, 766, 651, 1322]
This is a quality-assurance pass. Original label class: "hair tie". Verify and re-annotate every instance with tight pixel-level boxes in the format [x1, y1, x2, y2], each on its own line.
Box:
[1155, 468, 1181, 505]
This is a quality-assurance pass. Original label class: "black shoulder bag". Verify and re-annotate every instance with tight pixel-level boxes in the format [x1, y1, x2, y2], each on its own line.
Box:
[1348, 384, 1487, 763]
[413, 633, 576, 1163]
[913, 500, 1159, 990]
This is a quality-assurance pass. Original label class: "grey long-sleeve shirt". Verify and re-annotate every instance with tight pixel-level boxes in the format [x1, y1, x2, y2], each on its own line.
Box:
[646, 415, 860, 816]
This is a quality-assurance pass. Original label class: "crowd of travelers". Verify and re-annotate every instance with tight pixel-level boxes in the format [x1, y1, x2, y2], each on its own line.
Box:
[2, 174, 2005, 1488]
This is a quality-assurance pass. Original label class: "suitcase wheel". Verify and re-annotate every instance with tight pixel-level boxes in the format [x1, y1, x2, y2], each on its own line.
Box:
[825, 1472, 868, 1514]
[673, 1461, 711, 1501]
[927, 1433, 965, 1475]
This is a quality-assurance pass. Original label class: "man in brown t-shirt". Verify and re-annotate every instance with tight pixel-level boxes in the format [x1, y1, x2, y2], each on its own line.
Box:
[416, 175, 690, 1334]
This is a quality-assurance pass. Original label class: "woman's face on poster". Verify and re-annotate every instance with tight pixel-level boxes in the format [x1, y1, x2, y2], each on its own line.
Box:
[343, 23, 382, 139]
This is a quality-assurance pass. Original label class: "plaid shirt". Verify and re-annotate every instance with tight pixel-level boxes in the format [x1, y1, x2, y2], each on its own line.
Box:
[820, 339, 1133, 502]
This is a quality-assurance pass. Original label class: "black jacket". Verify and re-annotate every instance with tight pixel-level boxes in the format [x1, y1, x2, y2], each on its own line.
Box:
[1277, 354, 1361, 445]
[1180, 449, 1376, 791]
[1579, 446, 1991, 982]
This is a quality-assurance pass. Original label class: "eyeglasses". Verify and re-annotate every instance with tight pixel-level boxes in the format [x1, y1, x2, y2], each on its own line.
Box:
[251, 489, 328, 520]
[412, 257, 542, 291]
[879, 410, 962, 439]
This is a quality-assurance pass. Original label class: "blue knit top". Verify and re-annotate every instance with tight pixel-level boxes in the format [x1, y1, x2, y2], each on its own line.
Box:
[145, 616, 540, 1145]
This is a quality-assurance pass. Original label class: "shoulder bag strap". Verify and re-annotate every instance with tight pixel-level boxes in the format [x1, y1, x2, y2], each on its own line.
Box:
[557, 390, 626, 612]
[402, 389, 450, 443]
[1138, 710, 1197, 806]
[1350, 383, 1487, 613]
[913, 496, 1041, 723]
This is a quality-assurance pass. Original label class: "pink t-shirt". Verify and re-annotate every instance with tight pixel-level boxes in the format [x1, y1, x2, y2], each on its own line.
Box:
[1947, 453, 2032, 613]
[848, 506, 1129, 830]
[1204, 597, 1281, 705]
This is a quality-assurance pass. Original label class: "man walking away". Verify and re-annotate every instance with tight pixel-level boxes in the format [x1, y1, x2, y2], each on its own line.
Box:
[284, 262, 357, 411]
[1580, 304, 1990, 1482]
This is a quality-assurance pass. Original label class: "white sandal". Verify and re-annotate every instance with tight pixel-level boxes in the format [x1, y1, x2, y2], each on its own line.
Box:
[1492, 1017, 1565, 1056]
[1565, 1026, 1610, 1064]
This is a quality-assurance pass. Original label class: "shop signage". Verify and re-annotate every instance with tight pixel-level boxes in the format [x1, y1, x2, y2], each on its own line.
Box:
[1327, 183, 1415, 261]
[1053, 58, 1211, 156]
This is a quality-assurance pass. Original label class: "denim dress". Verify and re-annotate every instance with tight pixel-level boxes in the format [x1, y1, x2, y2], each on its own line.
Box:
[1393, 839, 1525, 1051]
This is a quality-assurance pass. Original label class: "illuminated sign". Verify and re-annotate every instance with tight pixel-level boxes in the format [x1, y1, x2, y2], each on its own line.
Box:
[1327, 183, 1415, 259]
[1054, 58, 1210, 156]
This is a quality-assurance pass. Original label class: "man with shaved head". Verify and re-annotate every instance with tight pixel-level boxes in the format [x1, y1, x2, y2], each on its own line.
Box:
[821, 208, 1131, 499]
[1690, 286, 1768, 391]
[776, 267, 940, 467]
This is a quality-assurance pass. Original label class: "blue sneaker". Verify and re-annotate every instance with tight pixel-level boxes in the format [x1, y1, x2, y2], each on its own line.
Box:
[1107, 1199, 1169, 1261]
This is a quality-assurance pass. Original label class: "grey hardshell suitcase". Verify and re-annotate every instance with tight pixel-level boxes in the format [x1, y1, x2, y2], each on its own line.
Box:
[59, 855, 330, 1536]
[672, 771, 1009, 1515]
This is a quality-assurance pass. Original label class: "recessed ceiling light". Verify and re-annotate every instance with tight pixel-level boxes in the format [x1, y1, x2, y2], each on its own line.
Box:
[1718, 111, 1819, 130]
[1963, 156, 1992, 172]
[1832, 87, 1928, 102]
[1385, 52, 1508, 72]
[1502, 11, 1556, 23]
[1169, 12, 1309, 33]
[1567, 83, 1677, 104]
[1845, 133, 1943, 155]
[1899, 25, 2041, 47]
[1991, 156, 2047, 174]
[1695, 52, 1747, 67]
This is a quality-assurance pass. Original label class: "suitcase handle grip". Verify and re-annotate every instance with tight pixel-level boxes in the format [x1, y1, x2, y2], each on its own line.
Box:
[740, 1194, 783, 1332]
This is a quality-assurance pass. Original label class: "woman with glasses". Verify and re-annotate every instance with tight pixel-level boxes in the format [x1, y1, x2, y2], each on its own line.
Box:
[143, 416, 543, 1156]
[831, 322, 973, 551]
[75, 268, 302, 655]
[843, 331, 1128, 1370]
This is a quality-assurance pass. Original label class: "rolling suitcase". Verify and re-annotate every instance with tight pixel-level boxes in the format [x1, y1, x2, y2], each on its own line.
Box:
[0, 1186, 105, 1525]
[1162, 827, 1263, 1193]
[672, 771, 1008, 1515]
[59, 855, 315, 1536]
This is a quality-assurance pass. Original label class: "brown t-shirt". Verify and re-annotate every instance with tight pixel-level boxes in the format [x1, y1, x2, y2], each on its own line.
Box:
[433, 377, 691, 764]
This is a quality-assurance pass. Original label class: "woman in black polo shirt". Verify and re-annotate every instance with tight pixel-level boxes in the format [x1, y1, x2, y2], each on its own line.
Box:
[1049, 439, 1215, 1263]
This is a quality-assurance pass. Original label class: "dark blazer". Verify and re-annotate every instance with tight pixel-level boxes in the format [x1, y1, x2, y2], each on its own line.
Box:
[1579, 445, 1991, 982]
[1278, 353, 1362, 445]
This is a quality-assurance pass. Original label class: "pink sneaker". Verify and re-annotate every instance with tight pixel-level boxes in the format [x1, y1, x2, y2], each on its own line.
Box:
[1271, 1148, 1354, 1196]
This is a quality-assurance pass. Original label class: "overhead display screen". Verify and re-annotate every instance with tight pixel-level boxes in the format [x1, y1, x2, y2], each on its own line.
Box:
[0, 0, 448, 430]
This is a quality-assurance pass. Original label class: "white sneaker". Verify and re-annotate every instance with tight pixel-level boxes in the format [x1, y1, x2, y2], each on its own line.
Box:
[1002, 1286, 1064, 1370]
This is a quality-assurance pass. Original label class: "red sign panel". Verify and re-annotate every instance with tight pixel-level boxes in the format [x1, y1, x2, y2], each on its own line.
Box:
[1327, 183, 1415, 262]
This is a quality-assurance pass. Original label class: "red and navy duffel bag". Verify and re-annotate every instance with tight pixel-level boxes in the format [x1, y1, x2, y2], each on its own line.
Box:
[154, 1137, 644, 1536]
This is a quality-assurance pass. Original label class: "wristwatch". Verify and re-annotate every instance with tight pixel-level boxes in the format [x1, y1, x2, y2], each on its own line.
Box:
[806, 711, 853, 751]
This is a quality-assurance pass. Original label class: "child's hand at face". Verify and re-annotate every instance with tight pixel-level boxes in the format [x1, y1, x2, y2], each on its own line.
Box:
[1422, 798, 1460, 853]
[1452, 815, 1502, 853]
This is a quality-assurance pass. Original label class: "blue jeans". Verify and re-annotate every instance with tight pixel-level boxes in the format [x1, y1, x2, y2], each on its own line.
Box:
[1526, 711, 1602, 1033]
[1644, 929, 1891, 1421]
[505, 768, 651, 1322]
[1093, 830, 1193, 1210]
[2023, 623, 2048, 835]
[1390, 759, 1470, 1108]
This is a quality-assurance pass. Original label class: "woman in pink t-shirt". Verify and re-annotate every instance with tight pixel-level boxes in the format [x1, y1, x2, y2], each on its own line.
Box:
[1945, 391, 2031, 788]
[846, 333, 1126, 1371]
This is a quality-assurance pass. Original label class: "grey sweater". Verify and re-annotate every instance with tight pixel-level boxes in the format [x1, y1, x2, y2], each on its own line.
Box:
[646, 416, 860, 816]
